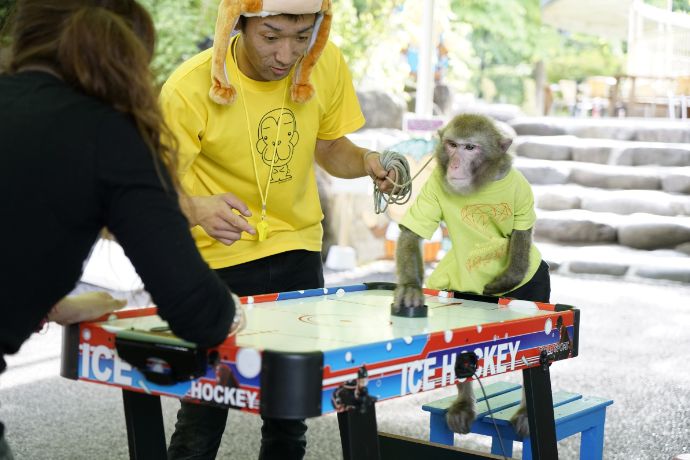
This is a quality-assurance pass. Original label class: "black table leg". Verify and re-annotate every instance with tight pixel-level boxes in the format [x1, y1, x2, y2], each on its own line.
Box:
[122, 390, 167, 460]
[338, 405, 381, 460]
[523, 364, 558, 460]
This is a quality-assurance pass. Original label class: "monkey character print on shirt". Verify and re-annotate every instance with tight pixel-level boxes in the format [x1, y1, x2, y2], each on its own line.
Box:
[256, 108, 300, 183]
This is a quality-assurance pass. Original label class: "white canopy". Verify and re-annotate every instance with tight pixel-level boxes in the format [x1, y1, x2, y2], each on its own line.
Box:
[541, 0, 634, 40]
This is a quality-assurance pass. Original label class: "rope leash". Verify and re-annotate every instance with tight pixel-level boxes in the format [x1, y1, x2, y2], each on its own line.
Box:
[370, 150, 435, 214]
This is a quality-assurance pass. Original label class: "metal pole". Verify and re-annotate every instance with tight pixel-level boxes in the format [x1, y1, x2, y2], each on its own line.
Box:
[415, 0, 436, 116]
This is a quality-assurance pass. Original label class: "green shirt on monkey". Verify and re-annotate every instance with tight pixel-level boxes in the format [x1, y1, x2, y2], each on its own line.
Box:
[160, 36, 364, 269]
[401, 167, 542, 295]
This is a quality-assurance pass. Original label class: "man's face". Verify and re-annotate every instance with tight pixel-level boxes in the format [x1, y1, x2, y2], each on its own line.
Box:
[238, 14, 317, 82]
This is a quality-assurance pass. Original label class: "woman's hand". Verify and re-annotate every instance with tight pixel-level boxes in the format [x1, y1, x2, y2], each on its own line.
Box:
[48, 291, 127, 325]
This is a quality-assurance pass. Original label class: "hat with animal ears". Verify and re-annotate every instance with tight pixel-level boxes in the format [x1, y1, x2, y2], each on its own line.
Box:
[209, 0, 333, 105]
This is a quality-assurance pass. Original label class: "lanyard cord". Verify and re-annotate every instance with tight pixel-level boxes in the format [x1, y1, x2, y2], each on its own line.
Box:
[231, 35, 289, 240]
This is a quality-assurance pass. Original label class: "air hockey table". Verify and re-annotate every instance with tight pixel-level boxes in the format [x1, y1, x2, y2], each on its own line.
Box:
[60, 282, 579, 460]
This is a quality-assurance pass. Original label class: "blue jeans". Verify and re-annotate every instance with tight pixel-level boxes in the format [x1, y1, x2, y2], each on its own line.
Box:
[167, 251, 323, 460]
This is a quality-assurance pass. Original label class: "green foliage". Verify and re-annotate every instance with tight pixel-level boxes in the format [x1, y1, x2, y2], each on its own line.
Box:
[450, 0, 546, 104]
[449, 0, 625, 106]
[645, 0, 690, 12]
[330, 0, 404, 88]
[0, 0, 657, 108]
[673, 0, 690, 11]
[0, 0, 14, 32]
[547, 35, 623, 83]
[139, 0, 216, 85]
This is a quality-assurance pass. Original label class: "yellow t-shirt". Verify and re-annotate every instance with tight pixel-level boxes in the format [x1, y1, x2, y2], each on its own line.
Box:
[160, 38, 365, 268]
[400, 168, 542, 295]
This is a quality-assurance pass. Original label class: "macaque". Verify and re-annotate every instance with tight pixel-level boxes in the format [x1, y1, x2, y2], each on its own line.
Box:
[393, 113, 551, 437]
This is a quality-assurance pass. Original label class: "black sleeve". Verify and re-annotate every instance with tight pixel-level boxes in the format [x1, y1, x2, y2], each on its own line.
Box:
[95, 112, 233, 347]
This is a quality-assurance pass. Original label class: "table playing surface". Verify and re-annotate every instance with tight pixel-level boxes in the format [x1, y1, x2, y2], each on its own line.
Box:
[64, 284, 577, 418]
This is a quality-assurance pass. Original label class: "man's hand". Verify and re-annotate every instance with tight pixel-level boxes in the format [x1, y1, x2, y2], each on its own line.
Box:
[189, 193, 256, 245]
[48, 292, 127, 325]
[363, 151, 398, 194]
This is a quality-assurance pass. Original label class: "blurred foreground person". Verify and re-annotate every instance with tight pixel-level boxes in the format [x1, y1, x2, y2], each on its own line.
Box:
[0, 1, 243, 457]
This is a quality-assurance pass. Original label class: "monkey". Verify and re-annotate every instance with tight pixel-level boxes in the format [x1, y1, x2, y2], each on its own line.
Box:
[393, 113, 551, 437]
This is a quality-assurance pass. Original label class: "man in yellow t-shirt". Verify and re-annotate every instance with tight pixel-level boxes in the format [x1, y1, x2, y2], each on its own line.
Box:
[161, 4, 396, 460]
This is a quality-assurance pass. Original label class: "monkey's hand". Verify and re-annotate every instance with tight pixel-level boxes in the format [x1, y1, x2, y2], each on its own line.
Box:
[483, 228, 532, 296]
[483, 271, 524, 296]
[393, 284, 425, 308]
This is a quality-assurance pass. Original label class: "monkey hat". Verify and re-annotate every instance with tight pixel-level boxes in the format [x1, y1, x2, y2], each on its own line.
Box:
[209, 0, 333, 105]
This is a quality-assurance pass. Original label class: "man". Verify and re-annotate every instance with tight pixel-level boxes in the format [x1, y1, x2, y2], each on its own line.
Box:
[160, 1, 397, 458]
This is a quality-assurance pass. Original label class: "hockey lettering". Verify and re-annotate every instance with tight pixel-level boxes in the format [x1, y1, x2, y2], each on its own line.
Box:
[189, 381, 259, 409]
[79, 343, 133, 385]
[399, 340, 521, 395]
[400, 357, 437, 394]
[475, 340, 520, 377]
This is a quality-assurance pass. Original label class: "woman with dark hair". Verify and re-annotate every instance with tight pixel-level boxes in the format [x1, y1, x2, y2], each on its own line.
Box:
[0, 1, 242, 457]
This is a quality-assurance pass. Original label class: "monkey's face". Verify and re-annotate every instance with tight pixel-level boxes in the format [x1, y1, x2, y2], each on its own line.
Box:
[442, 137, 483, 195]
[436, 114, 513, 196]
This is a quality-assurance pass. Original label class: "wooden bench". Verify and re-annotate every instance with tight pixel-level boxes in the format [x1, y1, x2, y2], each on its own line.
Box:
[422, 382, 613, 460]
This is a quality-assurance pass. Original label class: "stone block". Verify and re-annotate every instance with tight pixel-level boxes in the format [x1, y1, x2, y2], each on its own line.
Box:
[509, 120, 567, 136]
[571, 145, 614, 164]
[580, 192, 678, 216]
[676, 242, 690, 255]
[570, 167, 660, 190]
[569, 261, 628, 276]
[357, 90, 406, 130]
[618, 222, 690, 249]
[544, 259, 561, 272]
[633, 266, 690, 283]
[662, 170, 690, 194]
[634, 127, 690, 144]
[535, 218, 617, 243]
[535, 191, 581, 210]
[570, 126, 636, 141]
[514, 136, 574, 161]
[516, 163, 570, 185]
[616, 146, 690, 167]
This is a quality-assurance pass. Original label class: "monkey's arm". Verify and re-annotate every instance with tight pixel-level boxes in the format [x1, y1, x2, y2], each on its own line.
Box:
[393, 225, 426, 307]
[483, 228, 532, 295]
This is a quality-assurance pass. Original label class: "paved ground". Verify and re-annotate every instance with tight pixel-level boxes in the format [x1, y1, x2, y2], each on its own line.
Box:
[1, 264, 689, 459]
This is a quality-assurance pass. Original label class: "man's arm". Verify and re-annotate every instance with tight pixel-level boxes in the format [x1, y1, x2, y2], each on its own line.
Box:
[315, 136, 397, 193]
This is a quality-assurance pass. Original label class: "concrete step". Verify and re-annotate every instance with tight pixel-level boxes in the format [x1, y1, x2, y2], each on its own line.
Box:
[533, 184, 690, 217]
[508, 116, 690, 143]
[515, 157, 690, 194]
[536, 241, 690, 284]
[534, 208, 690, 251]
[513, 135, 690, 167]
